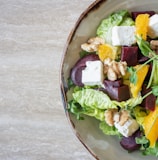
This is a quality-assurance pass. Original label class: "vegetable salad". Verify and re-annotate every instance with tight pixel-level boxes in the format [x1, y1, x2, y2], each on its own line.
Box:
[67, 9, 158, 156]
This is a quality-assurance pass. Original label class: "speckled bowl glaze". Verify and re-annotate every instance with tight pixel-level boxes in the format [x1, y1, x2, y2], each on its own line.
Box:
[60, 0, 158, 160]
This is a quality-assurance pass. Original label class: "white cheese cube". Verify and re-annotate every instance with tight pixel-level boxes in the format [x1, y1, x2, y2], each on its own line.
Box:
[82, 60, 103, 86]
[112, 26, 136, 46]
[114, 119, 139, 137]
[148, 14, 158, 38]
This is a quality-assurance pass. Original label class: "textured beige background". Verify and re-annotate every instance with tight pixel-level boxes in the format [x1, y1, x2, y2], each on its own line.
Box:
[0, 0, 95, 160]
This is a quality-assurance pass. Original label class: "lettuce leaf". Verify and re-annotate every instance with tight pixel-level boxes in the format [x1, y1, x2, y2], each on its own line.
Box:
[68, 100, 105, 121]
[99, 121, 120, 136]
[72, 88, 117, 110]
[143, 141, 158, 157]
[112, 96, 143, 109]
[133, 106, 148, 125]
[97, 10, 134, 44]
[136, 136, 158, 156]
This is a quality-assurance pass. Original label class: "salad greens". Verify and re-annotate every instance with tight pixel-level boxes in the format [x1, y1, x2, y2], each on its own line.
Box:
[99, 121, 120, 136]
[72, 88, 117, 110]
[136, 136, 158, 156]
[68, 100, 105, 121]
[67, 9, 158, 157]
[131, 36, 158, 88]
[97, 10, 134, 44]
[69, 88, 143, 120]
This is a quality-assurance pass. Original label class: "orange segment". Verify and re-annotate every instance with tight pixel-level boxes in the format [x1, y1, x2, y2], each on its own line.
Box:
[130, 65, 149, 98]
[98, 44, 119, 61]
[135, 14, 149, 40]
[143, 106, 158, 147]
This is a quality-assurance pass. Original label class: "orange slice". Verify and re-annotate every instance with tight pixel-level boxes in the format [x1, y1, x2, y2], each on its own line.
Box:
[130, 64, 149, 98]
[143, 106, 158, 147]
[98, 44, 119, 61]
[135, 14, 149, 40]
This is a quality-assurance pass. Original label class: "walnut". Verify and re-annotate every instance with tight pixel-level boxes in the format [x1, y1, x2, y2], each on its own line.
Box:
[119, 110, 129, 126]
[81, 37, 105, 52]
[150, 40, 158, 54]
[107, 68, 117, 81]
[104, 58, 127, 81]
[104, 109, 118, 126]
[104, 109, 130, 126]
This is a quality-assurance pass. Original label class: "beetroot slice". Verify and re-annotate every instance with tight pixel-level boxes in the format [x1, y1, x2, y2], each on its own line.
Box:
[103, 79, 130, 101]
[70, 54, 99, 86]
[131, 11, 155, 20]
[70, 66, 85, 87]
[74, 54, 99, 68]
[121, 46, 138, 66]
[120, 130, 141, 152]
[104, 84, 130, 102]
[141, 84, 156, 111]
[104, 79, 123, 87]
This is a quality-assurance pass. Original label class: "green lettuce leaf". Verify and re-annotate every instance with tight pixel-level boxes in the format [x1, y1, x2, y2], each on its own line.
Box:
[120, 17, 135, 26]
[136, 136, 158, 156]
[152, 60, 158, 86]
[99, 121, 120, 136]
[68, 100, 105, 121]
[133, 106, 148, 125]
[112, 96, 143, 109]
[143, 141, 158, 157]
[96, 10, 134, 44]
[72, 88, 117, 110]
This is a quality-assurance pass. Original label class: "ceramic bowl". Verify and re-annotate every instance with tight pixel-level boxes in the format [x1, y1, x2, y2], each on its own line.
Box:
[60, 0, 158, 159]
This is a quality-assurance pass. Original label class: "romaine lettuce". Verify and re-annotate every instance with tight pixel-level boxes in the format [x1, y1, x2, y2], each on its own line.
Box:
[72, 88, 117, 110]
[112, 96, 143, 109]
[68, 100, 105, 121]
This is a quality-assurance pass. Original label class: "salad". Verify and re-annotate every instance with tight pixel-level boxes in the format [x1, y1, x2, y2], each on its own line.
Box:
[67, 9, 158, 156]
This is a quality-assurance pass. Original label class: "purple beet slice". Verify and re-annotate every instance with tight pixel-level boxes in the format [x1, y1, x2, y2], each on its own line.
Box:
[104, 79, 123, 87]
[141, 84, 156, 111]
[70, 66, 85, 87]
[104, 84, 130, 102]
[74, 54, 99, 68]
[131, 11, 155, 20]
[120, 130, 141, 152]
[121, 46, 138, 66]
[70, 54, 99, 86]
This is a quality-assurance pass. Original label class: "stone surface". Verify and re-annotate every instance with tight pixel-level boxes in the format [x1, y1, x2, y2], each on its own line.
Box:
[0, 0, 95, 160]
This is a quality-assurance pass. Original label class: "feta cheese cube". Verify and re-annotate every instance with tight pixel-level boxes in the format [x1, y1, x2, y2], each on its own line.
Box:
[114, 119, 139, 137]
[112, 26, 136, 46]
[148, 14, 158, 38]
[82, 60, 104, 86]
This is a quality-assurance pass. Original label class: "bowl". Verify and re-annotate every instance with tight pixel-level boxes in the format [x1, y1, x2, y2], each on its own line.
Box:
[60, 0, 158, 159]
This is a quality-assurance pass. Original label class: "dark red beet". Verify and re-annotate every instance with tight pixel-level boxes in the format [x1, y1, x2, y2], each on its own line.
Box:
[70, 66, 85, 87]
[141, 84, 156, 111]
[70, 54, 99, 86]
[104, 84, 130, 102]
[120, 130, 141, 152]
[121, 46, 138, 66]
[131, 11, 155, 20]
[138, 48, 149, 64]
[138, 56, 149, 63]
[145, 63, 152, 80]
[104, 79, 123, 87]
[73, 54, 99, 68]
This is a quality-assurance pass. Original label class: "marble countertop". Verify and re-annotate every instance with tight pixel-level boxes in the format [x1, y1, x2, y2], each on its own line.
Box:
[0, 0, 95, 160]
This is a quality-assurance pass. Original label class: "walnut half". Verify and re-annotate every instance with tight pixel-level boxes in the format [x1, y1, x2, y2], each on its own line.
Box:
[104, 109, 129, 126]
[104, 58, 127, 81]
[81, 37, 105, 52]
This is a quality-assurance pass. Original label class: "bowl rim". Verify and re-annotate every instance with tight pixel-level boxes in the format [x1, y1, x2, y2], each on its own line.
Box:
[60, 0, 108, 160]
